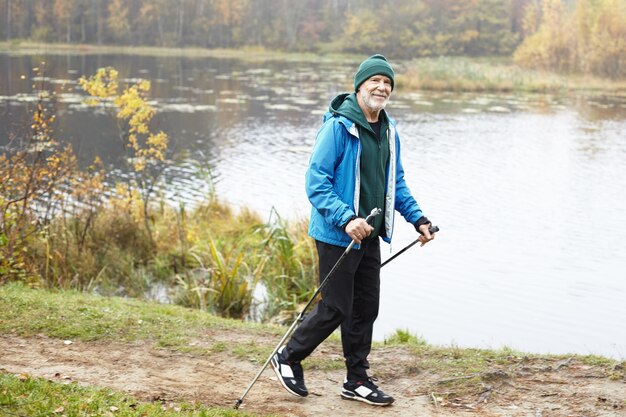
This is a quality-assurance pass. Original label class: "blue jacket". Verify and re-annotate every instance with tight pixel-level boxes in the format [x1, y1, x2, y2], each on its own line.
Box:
[305, 110, 424, 248]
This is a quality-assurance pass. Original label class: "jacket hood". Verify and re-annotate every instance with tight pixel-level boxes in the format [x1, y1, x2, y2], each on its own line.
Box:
[328, 92, 380, 134]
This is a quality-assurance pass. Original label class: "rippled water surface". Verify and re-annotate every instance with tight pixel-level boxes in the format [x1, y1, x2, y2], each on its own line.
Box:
[2, 53, 625, 358]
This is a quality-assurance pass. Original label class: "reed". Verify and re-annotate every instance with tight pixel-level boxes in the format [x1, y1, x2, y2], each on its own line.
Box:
[397, 56, 626, 93]
[16, 189, 316, 323]
[397, 56, 565, 92]
[255, 209, 317, 321]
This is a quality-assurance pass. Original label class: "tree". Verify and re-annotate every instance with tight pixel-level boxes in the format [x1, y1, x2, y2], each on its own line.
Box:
[1, 77, 78, 282]
[514, 0, 626, 78]
[5, 0, 11, 40]
[458, 0, 518, 55]
[107, 0, 131, 43]
[589, 0, 626, 78]
[79, 67, 170, 246]
[342, 9, 388, 54]
[282, 0, 307, 50]
[514, 0, 574, 72]
[53, 0, 75, 43]
[210, 0, 248, 47]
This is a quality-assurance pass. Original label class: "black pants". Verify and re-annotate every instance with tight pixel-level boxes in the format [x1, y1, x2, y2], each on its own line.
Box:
[284, 238, 381, 381]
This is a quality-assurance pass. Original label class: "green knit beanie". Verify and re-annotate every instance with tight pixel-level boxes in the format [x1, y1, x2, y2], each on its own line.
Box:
[354, 54, 395, 92]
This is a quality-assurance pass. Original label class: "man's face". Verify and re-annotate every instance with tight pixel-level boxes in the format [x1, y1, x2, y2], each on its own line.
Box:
[358, 75, 392, 112]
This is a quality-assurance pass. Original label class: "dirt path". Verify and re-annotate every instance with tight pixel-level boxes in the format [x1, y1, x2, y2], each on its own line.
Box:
[1, 333, 624, 416]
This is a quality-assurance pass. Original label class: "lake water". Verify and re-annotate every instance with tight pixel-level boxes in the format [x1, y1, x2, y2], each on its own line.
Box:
[2, 52, 625, 359]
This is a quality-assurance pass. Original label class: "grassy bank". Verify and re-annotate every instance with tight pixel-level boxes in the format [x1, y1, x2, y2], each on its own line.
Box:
[3, 41, 626, 93]
[2, 284, 624, 404]
[0, 283, 279, 416]
[0, 282, 278, 348]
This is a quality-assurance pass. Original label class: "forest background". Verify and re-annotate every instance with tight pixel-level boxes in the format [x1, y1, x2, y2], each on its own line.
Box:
[1, 0, 626, 79]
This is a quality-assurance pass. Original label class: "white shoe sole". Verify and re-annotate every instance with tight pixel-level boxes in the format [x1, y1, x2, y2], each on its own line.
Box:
[341, 390, 394, 406]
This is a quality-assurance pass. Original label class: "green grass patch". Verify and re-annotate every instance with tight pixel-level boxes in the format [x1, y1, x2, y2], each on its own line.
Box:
[0, 282, 277, 348]
[381, 329, 519, 395]
[0, 372, 268, 417]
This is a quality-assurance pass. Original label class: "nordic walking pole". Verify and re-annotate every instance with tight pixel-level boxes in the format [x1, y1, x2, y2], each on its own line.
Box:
[380, 225, 439, 267]
[233, 207, 382, 410]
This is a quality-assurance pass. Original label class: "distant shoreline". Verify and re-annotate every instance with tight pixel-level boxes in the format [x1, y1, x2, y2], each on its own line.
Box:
[2, 41, 626, 94]
[0, 40, 354, 62]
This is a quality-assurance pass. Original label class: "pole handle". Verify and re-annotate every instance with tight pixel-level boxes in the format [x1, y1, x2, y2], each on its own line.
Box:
[364, 207, 381, 224]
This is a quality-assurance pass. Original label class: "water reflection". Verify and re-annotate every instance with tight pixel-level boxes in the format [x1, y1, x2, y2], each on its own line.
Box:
[2, 52, 625, 359]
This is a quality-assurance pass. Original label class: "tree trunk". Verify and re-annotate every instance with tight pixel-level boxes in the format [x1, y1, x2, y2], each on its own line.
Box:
[80, 12, 85, 42]
[157, 14, 163, 45]
[96, 0, 103, 44]
[283, 0, 304, 50]
[177, 0, 184, 44]
[7, 0, 12, 40]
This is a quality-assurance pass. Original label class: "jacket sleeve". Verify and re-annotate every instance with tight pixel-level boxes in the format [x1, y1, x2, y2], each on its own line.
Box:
[305, 119, 356, 228]
[393, 131, 424, 224]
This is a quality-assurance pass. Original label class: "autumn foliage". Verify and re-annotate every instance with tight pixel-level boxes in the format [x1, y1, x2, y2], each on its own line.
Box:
[514, 0, 626, 78]
[0, 82, 89, 282]
[1, 0, 519, 57]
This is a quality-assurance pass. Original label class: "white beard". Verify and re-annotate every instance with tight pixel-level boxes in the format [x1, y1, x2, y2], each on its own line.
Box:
[362, 91, 388, 112]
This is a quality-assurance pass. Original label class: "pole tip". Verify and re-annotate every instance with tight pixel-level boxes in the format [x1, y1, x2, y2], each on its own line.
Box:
[234, 399, 242, 409]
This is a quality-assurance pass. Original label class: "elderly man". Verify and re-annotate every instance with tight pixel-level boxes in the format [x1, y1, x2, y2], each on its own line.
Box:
[271, 54, 435, 406]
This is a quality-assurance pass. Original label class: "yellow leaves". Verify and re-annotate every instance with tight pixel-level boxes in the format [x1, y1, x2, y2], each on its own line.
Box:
[129, 131, 168, 172]
[80, 67, 169, 175]
[78, 67, 119, 103]
[30, 99, 56, 145]
[145, 131, 168, 161]
[114, 83, 155, 134]
[138, 79, 151, 92]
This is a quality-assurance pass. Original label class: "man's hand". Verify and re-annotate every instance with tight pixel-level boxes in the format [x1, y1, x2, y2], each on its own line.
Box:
[418, 223, 436, 246]
[345, 218, 374, 244]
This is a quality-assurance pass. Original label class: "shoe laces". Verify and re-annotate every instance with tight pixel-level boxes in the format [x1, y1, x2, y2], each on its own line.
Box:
[357, 378, 381, 392]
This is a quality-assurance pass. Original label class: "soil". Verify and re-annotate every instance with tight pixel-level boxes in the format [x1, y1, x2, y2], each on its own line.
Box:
[1, 330, 625, 417]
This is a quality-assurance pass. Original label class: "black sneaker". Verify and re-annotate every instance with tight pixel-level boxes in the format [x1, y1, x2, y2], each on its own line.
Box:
[270, 346, 308, 397]
[341, 378, 395, 406]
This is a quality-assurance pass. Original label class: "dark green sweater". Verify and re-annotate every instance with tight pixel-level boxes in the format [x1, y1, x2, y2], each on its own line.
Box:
[329, 93, 390, 240]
